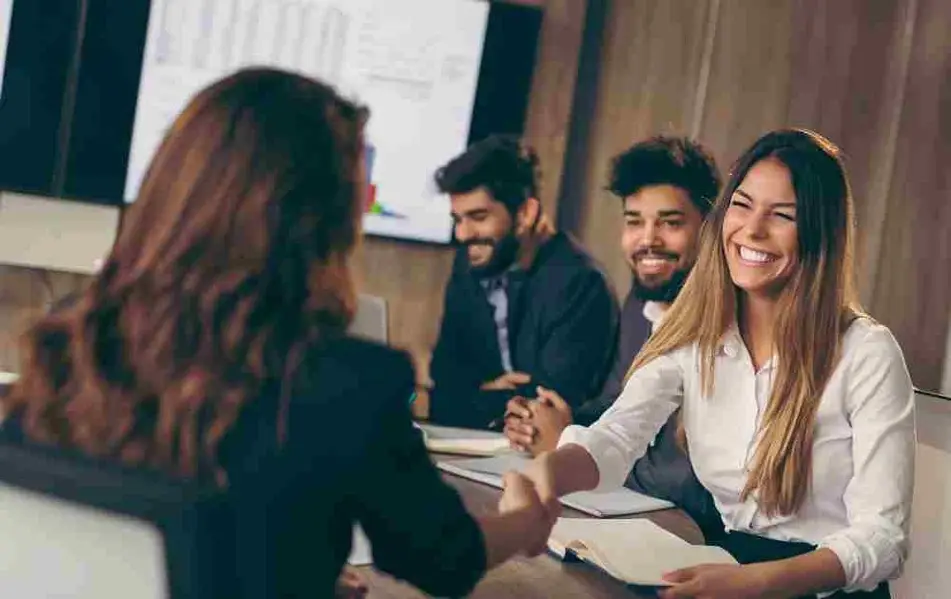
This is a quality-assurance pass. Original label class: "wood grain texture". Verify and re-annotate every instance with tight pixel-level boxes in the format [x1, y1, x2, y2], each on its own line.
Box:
[565, 0, 950, 390]
[867, 0, 951, 389]
[573, 0, 715, 295]
[521, 0, 590, 217]
[360, 462, 702, 598]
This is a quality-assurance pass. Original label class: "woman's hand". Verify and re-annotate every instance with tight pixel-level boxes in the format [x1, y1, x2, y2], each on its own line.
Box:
[658, 563, 776, 599]
[522, 450, 561, 517]
[498, 471, 560, 556]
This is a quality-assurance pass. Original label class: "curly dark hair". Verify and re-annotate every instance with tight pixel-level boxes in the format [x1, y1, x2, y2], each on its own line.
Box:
[608, 136, 721, 216]
[434, 134, 540, 214]
[3, 68, 367, 483]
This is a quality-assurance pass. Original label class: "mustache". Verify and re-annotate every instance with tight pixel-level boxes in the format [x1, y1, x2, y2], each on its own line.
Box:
[465, 239, 496, 249]
[632, 249, 679, 261]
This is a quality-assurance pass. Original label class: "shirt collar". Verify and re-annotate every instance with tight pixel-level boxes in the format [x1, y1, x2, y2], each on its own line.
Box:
[478, 263, 521, 292]
[718, 324, 778, 370]
[642, 301, 668, 331]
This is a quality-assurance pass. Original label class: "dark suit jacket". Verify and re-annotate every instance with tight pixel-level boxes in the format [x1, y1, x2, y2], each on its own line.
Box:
[573, 290, 652, 426]
[574, 290, 724, 541]
[429, 232, 619, 429]
[3, 337, 486, 598]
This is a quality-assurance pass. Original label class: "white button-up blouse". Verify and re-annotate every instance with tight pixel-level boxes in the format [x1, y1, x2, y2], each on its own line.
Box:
[559, 317, 916, 592]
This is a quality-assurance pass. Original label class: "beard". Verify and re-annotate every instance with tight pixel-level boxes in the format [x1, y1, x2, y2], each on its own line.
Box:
[466, 230, 521, 279]
[632, 268, 689, 303]
[630, 248, 691, 303]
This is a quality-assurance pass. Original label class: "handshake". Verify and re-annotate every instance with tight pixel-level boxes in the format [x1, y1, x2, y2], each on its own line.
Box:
[495, 451, 563, 558]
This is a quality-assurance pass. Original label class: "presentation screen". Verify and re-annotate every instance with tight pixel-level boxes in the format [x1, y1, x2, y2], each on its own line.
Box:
[124, 0, 496, 244]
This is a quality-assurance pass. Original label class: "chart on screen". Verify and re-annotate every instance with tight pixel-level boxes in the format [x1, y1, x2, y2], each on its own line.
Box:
[126, 0, 489, 243]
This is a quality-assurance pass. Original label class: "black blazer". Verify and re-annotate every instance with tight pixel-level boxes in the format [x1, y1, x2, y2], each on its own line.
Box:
[429, 232, 619, 428]
[4, 337, 487, 598]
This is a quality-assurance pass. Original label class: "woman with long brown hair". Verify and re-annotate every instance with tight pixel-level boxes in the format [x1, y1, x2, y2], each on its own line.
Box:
[1, 68, 555, 597]
[523, 129, 915, 599]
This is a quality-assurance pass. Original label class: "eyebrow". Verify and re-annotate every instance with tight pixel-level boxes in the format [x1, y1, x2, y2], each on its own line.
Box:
[733, 188, 796, 209]
[623, 209, 687, 217]
[452, 208, 490, 219]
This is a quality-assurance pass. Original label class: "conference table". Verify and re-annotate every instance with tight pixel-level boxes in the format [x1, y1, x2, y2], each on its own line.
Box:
[358, 453, 703, 598]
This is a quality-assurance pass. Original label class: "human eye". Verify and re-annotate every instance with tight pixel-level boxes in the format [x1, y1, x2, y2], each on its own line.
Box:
[730, 195, 751, 209]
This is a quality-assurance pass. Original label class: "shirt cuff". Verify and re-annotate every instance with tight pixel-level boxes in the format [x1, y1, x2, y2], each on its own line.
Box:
[819, 528, 903, 593]
[557, 424, 630, 492]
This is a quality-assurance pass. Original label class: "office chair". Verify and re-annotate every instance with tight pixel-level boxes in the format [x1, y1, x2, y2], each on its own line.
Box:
[348, 293, 388, 344]
[0, 435, 235, 599]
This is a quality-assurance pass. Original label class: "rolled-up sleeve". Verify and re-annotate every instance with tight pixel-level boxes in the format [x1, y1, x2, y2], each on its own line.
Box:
[558, 351, 684, 492]
[818, 326, 915, 592]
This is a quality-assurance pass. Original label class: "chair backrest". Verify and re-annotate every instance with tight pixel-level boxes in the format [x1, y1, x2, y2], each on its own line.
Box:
[348, 293, 388, 344]
[892, 388, 951, 599]
[0, 437, 235, 599]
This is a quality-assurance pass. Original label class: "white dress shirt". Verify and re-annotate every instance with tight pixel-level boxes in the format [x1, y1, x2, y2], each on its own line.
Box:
[559, 317, 916, 592]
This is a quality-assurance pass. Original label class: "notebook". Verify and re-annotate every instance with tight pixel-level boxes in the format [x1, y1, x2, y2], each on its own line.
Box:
[548, 518, 737, 586]
[417, 423, 510, 456]
[436, 454, 674, 517]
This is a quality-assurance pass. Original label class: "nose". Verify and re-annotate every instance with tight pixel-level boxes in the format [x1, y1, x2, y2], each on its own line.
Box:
[641, 221, 661, 249]
[744, 209, 770, 239]
[455, 219, 473, 243]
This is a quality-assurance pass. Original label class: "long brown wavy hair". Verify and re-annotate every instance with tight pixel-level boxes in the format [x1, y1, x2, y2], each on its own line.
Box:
[3, 68, 367, 483]
[629, 129, 863, 516]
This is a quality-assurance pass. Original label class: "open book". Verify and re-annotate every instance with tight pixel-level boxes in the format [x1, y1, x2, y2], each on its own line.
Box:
[436, 454, 673, 517]
[548, 518, 737, 586]
[417, 423, 510, 456]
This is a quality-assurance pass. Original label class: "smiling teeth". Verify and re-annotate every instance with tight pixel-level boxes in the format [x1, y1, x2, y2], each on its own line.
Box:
[739, 246, 773, 263]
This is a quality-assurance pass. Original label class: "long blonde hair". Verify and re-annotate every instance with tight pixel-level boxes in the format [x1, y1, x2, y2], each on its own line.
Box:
[629, 129, 862, 516]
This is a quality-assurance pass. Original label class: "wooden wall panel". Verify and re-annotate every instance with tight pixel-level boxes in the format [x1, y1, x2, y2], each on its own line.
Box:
[520, 0, 591, 216]
[869, 0, 951, 389]
[574, 0, 715, 295]
[565, 0, 950, 390]
[696, 1, 795, 169]
[783, 0, 912, 295]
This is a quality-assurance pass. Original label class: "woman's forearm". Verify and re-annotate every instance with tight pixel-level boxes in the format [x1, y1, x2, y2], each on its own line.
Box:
[545, 443, 600, 496]
[760, 548, 847, 597]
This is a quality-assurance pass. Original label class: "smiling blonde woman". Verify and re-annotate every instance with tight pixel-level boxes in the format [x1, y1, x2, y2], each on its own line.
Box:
[524, 129, 915, 599]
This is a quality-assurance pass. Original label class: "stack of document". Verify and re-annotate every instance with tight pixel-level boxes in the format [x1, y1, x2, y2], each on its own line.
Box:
[436, 454, 674, 517]
[417, 423, 510, 456]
